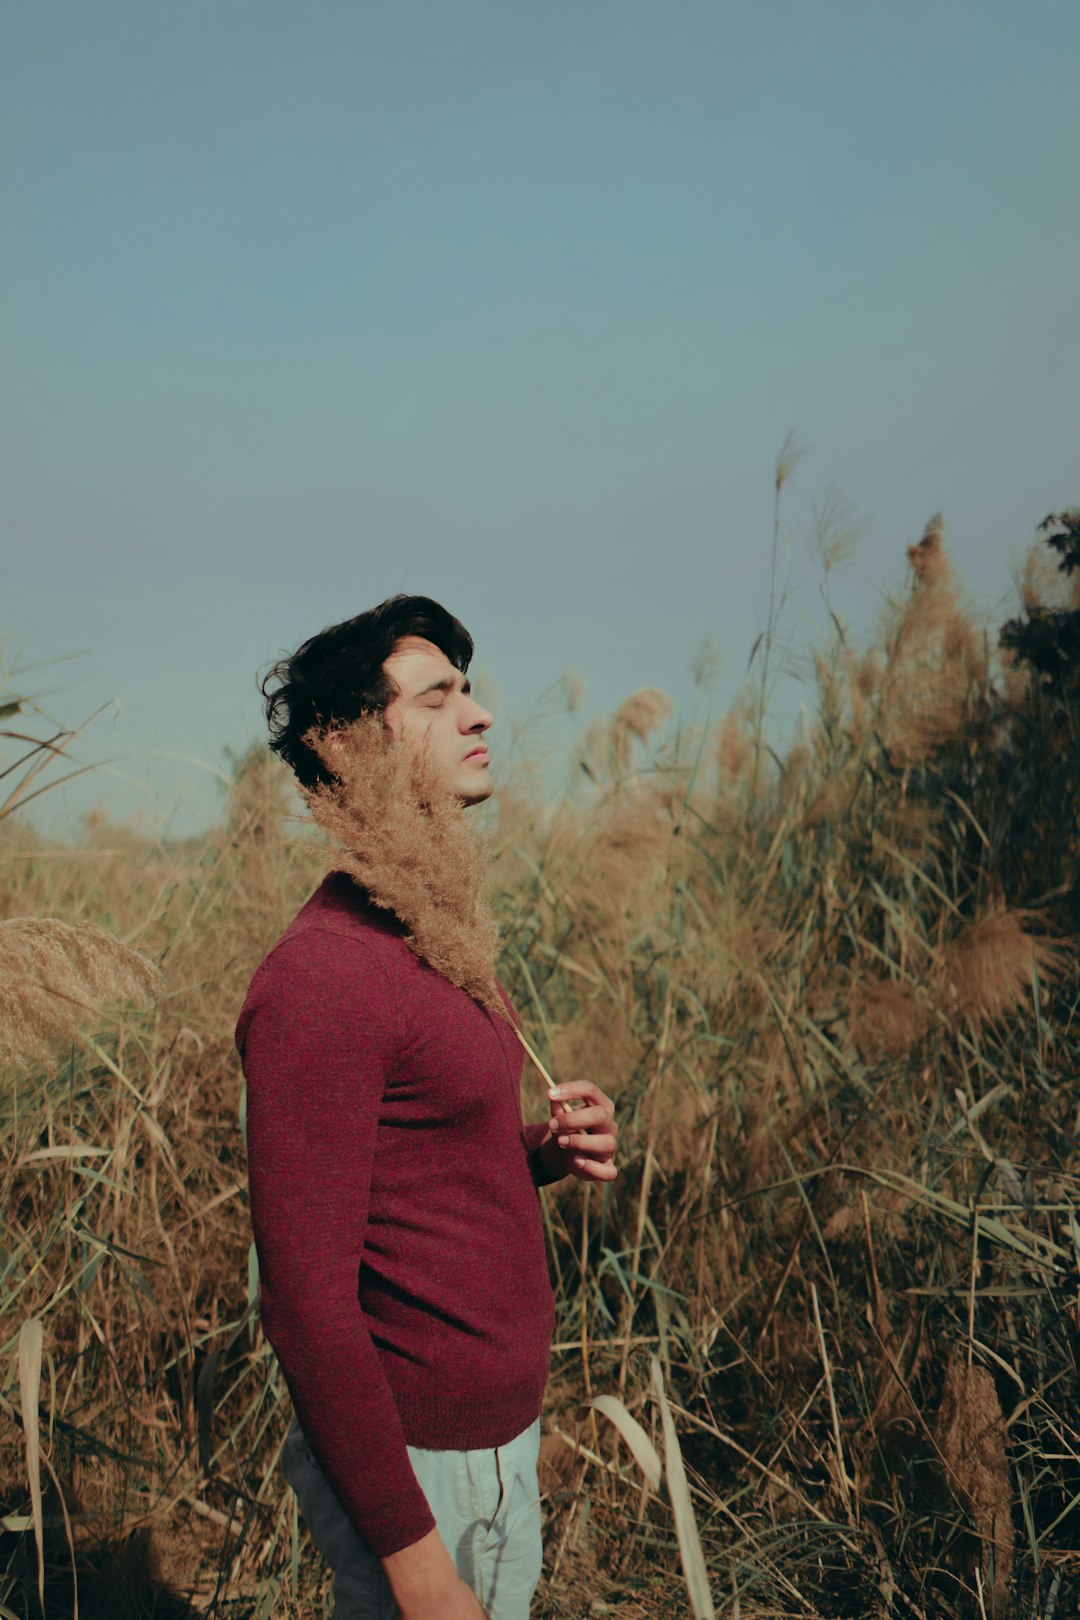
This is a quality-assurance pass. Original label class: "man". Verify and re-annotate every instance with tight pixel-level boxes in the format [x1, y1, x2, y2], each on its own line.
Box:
[236, 596, 618, 1620]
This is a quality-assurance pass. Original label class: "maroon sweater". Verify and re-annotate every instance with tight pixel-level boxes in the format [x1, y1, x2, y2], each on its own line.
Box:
[236, 873, 557, 1557]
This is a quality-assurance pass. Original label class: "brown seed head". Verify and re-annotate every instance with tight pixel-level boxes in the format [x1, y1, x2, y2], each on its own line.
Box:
[934, 1352, 1014, 1614]
[907, 514, 950, 586]
[0, 918, 161, 1071]
[717, 708, 753, 781]
[848, 978, 924, 1061]
[936, 908, 1065, 1034]
[611, 688, 673, 768]
[303, 716, 502, 1011]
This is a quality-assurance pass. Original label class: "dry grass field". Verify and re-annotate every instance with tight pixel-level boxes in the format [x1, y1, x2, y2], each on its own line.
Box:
[3, 511, 1079, 1619]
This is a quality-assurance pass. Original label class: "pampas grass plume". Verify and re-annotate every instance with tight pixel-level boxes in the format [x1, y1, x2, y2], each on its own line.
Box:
[0, 918, 161, 1070]
[848, 978, 923, 1061]
[612, 689, 672, 768]
[579, 689, 672, 782]
[934, 1352, 1014, 1613]
[717, 708, 753, 781]
[303, 716, 502, 1012]
[907, 514, 949, 586]
[878, 517, 988, 765]
[936, 907, 1064, 1034]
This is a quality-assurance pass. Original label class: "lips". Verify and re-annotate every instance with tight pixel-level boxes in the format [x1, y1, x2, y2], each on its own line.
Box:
[464, 746, 489, 762]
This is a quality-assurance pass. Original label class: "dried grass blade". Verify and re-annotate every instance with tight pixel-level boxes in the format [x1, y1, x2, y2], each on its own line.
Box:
[513, 1024, 555, 1091]
[18, 1316, 45, 1614]
[651, 1355, 716, 1619]
[846, 1166, 1067, 1266]
[18, 1145, 111, 1166]
[590, 1394, 662, 1492]
[810, 1281, 853, 1521]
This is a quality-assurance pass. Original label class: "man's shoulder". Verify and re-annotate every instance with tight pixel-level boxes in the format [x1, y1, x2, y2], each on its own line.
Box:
[284, 871, 404, 950]
[241, 874, 408, 1006]
[234, 874, 414, 1049]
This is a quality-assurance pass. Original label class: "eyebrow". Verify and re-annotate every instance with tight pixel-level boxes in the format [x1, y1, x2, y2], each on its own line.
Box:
[415, 675, 470, 698]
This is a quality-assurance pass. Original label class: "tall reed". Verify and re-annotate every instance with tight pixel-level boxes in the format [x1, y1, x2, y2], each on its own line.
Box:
[3, 509, 1079, 1618]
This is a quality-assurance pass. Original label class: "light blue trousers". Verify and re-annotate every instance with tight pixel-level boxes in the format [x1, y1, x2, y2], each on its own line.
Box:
[282, 1413, 543, 1620]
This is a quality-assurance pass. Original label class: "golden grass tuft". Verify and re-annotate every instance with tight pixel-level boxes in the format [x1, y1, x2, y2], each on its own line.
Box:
[1021, 533, 1076, 614]
[570, 786, 678, 948]
[777, 742, 812, 808]
[906, 513, 949, 586]
[934, 1351, 1015, 1614]
[224, 744, 295, 843]
[805, 774, 852, 826]
[878, 516, 989, 766]
[936, 906, 1065, 1034]
[716, 705, 753, 781]
[303, 716, 503, 1011]
[579, 688, 673, 783]
[843, 647, 882, 745]
[0, 917, 160, 1070]
[847, 977, 923, 1061]
[853, 646, 883, 701]
[613, 688, 672, 750]
[550, 999, 638, 1099]
[4, 499, 1080, 1618]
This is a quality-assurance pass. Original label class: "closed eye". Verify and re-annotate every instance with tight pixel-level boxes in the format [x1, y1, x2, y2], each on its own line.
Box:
[416, 676, 460, 705]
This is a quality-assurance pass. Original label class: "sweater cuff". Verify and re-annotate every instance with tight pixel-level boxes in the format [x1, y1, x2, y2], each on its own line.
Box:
[523, 1121, 564, 1187]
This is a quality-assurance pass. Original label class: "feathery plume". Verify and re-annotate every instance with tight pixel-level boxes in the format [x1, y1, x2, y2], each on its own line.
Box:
[0, 918, 160, 1071]
[561, 669, 586, 713]
[225, 744, 294, 844]
[578, 688, 672, 783]
[934, 1352, 1014, 1614]
[854, 648, 883, 701]
[572, 785, 675, 945]
[1020, 534, 1075, 614]
[774, 427, 806, 495]
[611, 689, 673, 772]
[717, 707, 753, 782]
[778, 742, 811, 808]
[936, 907, 1065, 1034]
[303, 717, 502, 1012]
[878, 517, 987, 765]
[848, 978, 923, 1061]
[906, 514, 949, 586]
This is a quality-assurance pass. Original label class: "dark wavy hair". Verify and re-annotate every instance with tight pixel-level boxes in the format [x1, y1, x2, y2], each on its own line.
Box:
[260, 595, 474, 788]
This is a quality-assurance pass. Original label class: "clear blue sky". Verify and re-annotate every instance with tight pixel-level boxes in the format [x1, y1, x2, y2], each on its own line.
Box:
[4, 1, 1078, 833]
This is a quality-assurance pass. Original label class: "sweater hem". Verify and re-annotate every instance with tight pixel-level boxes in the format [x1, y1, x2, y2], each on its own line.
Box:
[394, 1373, 548, 1452]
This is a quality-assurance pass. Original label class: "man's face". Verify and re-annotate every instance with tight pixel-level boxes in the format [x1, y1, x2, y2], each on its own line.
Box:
[381, 636, 495, 806]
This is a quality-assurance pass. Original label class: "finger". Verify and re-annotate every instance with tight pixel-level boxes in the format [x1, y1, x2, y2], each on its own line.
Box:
[571, 1156, 618, 1182]
[550, 1105, 610, 1134]
[558, 1132, 617, 1156]
[552, 1119, 610, 1149]
[547, 1081, 613, 1110]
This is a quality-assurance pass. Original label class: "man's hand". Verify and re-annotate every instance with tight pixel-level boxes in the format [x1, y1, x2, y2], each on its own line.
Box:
[397, 1577, 488, 1620]
[383, 1526, 489, 1619]
[541, 1080, 619, 1183]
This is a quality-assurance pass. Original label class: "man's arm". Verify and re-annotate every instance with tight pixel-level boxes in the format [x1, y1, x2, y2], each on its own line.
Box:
[383, 1528, 489, 1619]
[240, 933, 475, 1611]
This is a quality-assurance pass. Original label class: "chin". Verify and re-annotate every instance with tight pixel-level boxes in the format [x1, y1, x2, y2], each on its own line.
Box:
[457, 771, 494, 807]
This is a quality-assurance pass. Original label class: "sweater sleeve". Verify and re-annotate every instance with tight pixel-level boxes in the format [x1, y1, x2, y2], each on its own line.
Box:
[522, 1120, 566, 1187]
[237, 931, 436, 1558]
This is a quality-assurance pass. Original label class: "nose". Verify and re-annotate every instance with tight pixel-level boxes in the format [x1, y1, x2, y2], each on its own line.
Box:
[462, 694, 493, 733]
